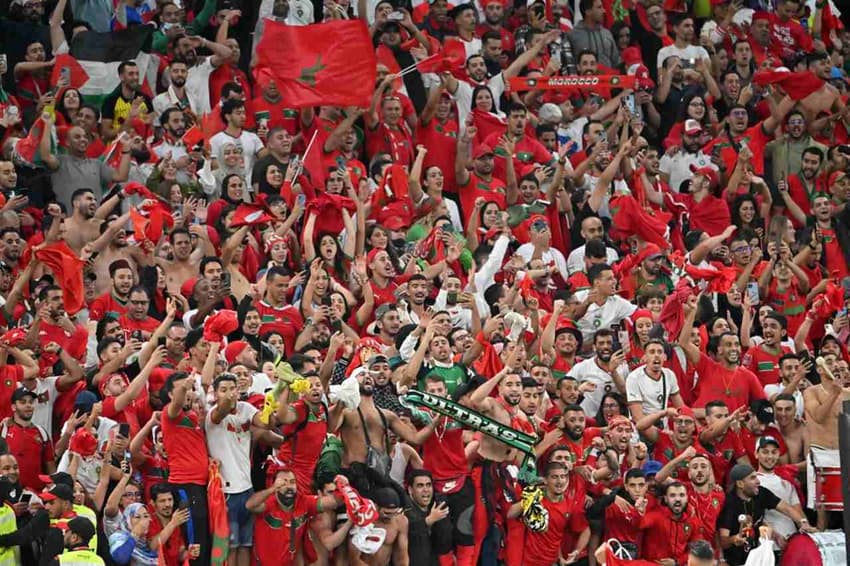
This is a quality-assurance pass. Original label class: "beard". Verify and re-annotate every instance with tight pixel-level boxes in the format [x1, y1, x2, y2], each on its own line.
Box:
[171, 77, 186, 88]
[131, 147, 151, 163]
[278, 489, 296, 507]
[359, 384, 373, 396]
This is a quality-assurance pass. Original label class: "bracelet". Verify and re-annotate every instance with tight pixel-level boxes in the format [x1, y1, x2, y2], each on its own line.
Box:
[122, 151, 131, 154]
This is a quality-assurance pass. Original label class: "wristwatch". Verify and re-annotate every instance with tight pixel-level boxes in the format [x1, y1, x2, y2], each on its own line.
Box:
[304, 317, 314, 326]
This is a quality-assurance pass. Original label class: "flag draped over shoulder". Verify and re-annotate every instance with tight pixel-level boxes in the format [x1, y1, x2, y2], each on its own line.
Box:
[68, 26, 159, 107]
[207, 460, 230, 566]
[255, 20, 377, 108]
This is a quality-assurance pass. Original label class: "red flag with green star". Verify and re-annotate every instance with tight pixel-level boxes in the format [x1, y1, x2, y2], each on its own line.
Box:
[207, 460, 230, 565]
[256, 20, 377, 108]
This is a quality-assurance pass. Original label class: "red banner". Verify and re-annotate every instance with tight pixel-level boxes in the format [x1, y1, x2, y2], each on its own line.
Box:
[508, 75, 636, 92]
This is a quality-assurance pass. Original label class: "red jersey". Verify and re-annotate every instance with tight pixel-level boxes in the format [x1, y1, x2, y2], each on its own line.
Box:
[251, 96, 299, 135]
[365, 122, 414, 166]
[275, 401, 327, 493]
[208, 64, 252, 110]
[161, 407, 208, 485]
[702, 429, 747, 485]
[820, 227, 850, 279]
[686, 483, 725, 543]
[786, 173, 826, 228]
[101, 394, 142, 437]
[1, 421, 53, 491]
[415, 117, 459, 193]
[769, 17, 813, 62]
[0, 366, 22, 422]
[369, 279, 399, 311]
[36, 322, 88, 375]
[422, 419, 468, 493]
[88, 292, 128, 321]
[765, 279, 806, 336]
[640, 505, 700, 565]
[742, 343, 791, 387]
[486, 132, 553, 182]
[255, 301, 304, 357]
[669, 192, 730, 237]
[147, 509, 186, 566]
[253, 492, 321, 566]
[703, 123, 772, 176]
[653, 433, 706, 482]
[603, 495, 644, 545]
[456, 172, 507, 221]
[524, 493, 589, 566]
[547, 427, 602, 465]
[118, 314, 160, 336]
[693, 353, 766, 411]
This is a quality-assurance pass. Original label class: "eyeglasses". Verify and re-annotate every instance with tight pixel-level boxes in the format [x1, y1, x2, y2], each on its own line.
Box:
[788, 119, 805, 125]
[730, 245, 751, 253]
[130, 300, 149, 305]
[123, 491, 141, 498]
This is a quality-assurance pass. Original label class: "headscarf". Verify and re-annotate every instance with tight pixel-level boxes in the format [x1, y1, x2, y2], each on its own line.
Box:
[107, 502, 158, 566]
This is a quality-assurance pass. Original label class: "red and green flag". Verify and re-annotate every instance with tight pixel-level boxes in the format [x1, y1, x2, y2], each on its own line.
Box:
[207, 460, 230, 566]
[255, 20, 376, 108]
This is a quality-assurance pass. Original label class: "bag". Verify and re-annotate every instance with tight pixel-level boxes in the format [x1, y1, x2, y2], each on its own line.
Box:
[359, 407, 391, 478]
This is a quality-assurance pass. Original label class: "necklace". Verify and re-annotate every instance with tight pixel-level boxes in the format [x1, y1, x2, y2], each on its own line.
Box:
[721, 370, 735, 396]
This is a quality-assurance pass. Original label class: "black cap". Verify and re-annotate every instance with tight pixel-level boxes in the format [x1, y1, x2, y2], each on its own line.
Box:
[67, 516, 96, 543]
[372, 487, 401, 509]
[40, 483, 74, 502]
[756, 436, 780, 451]
[11, 389, 37, 403]
[39, 471, 74, 489]
[750, 399, 775, 425]
[729, 463, 755, 483]
[448, 2, 476, 19]
[367, 354, 389, 368]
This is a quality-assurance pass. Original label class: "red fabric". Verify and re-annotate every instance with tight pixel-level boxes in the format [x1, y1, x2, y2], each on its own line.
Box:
[203, 310, 239, 343]
[304, 193, 357, 235]
[50, 54, 89, 89]
[14, 116, 47, 164]
[231, 204, 274, 227]
[608, 194, 670, 249]
[207, 460, 230, 565]
[753, 70, 825, 101]
[255, 20, 377, 108]
[34, 241, 86, 315]
[471, 109, 506, 146]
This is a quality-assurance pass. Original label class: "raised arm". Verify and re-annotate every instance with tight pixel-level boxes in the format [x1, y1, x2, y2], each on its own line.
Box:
[678, 294, 701, 365]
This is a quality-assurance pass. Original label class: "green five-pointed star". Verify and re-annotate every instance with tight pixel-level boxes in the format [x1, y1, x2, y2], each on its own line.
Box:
[299, 56, 326, 87]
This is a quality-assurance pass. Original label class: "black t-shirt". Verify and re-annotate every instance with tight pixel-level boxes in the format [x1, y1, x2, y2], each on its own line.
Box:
[100, 88, 154, 126]
[717, 487, 782, 566]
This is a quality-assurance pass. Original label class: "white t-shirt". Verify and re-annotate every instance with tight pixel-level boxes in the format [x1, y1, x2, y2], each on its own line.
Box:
[659, 151, 715, 194]
[568, 357, 628, 417]
[205, 401, 258, 494]
[186, 57, 216, 116]
[656, 44, 711, 70]
[626, 365, 680, 416]
[210, 130, 265, 187]
[250, 372, 274, 396]
[757, 472, 799, 539]
[566, 244, 620, 275]
[573, 291, 637, 343]
[57, 416, 118, 494]
[454, 74, 507, 127]
[19, 377, 59, 435]
[515, 244, 568, 279]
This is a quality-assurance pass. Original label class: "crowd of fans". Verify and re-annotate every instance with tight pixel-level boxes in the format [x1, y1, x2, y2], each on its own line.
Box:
[0, 0, 849, 564]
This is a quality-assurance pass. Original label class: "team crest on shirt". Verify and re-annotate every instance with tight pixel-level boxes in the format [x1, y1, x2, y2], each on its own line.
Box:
[4, 379, 12, 389]
[711, 498, 719, 507]
[683, 524, 691, 534]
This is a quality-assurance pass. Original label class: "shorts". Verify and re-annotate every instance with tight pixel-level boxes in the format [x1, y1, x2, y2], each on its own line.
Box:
[225, 489, 255, 548]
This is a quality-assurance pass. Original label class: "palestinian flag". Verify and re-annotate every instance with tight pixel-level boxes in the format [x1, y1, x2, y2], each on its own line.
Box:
[66, 25, 159, 108]
[207, 460, 230, 565]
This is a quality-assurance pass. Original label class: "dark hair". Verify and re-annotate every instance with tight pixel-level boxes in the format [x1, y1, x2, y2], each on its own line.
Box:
[37, 284, 62, 302]
[587, 263, 612, 284]
[213, 373, 238, 390]
[150, 483, 174, 502]
[505, 100, 528, 116]
[200, 256, 223, 275]
[70, 188, 94, 205]
[585, 238, 607, 259]
[481, 30, 501, 43]
[169, 227, 191, 244]
[78, 103, 101, 121]
[705, 400, 728, 416]
[185, 328, 204, 351]
[624, 468, 646, 482]
[470, 84, 496, 112]
[56, 88, 83, 123]
[159, 106, 183, 128]
[731, 195, 763, 233]
[802, 145, 825, 163]
[763, 310, 787, 330]
[577, 49, 597, 64]
[162, 371, 190, 402]
[594, 391, 628, 426]
[678, 93, 710, 127]
[521, 377, 538, 389]
[688, 540, 714, 560]
[96, 336, 122, 357]
[220, 98, 245, 123]
[543, 461, 567, 476]
[406, 469, 433, 485]
[593, 328, 615, 343]
[578, 0, 595, 16]
[220, 82, 244, 100]
[562, 403, 583, 414]
[117, 60, 137, 75]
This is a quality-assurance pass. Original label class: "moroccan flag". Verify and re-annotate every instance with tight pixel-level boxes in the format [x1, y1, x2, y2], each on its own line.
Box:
[608, 194, 670, 249]
[68, 26, 159, 107]
[471, 109, 506, 146]
[34, 241, 86, 315]
[752, 70, 825, 101]
[231, 204, 275, 227]
[207, 461, 230, 566]
[256, 20, 377, 108]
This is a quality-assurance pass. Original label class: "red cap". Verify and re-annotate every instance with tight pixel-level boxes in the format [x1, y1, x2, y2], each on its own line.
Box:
[690, 165, 719, 188]
[684, 119, 703, 136]
[472, 144, 495, 160]
[828, 170, 848, 186]
[148, 367, 173, 393]
[676, 406, 697, 421]
[630, 309, 654, 323]
[224, 340, 250, 364]
[752, 10, 771, 22]
[607, 415, 633, 430]
[367, 247, 384, 266]
[622, 47, 643, 68]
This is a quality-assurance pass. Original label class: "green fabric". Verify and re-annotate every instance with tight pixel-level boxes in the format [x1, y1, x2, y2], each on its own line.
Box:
[151, 0, 218, 54]
[314, 435, 344, 479]
[417, 364, 468, 396]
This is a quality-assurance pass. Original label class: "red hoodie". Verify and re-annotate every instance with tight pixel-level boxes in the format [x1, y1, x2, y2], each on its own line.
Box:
[639, 504, 701, 564]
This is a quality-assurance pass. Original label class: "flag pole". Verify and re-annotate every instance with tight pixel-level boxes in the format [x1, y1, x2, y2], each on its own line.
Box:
[394, 53, 439, 78]
[301, 129, 319, 161]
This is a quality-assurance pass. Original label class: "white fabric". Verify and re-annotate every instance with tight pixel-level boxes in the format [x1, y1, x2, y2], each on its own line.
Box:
[659, 151, 715, 194]
[568, 357, 628, 417]
[330, 377, 361, 409]
[210, 129, 265, 187]
[566, 244, 619, 275]
[806, 446, 840, 509]
[205, 401, 258, 494]
[20, 376, 59, 435]
[57, 416, 118, 494]
[756, 472, 799, 540]
[515, 244, 568, 278]
[572, 291, 637, 343]
[763, 384, 804, 419]
[656, 44, 711, 70]
[186, 57, 216, 116]
[454, 74, 507, 126]
[625, 365, 680, 416]
[743, 536, 775, 566]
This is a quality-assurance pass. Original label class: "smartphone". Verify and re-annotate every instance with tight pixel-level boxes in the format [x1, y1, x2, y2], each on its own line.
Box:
[118, 423, 131, 438]
[746, 281, 760, 305]
[157, 336, 166, 349]
[387, 11, 404, 20]
[617, 326, 631, 355]
[19, 493, 32, 505]
[178, 498, 190, 510]
[611, 323, 622, 352]
[131, 330, 143, 342]
[296, 193, 306, 208]
[331, 319, 342, 333]
[60, 66, 70, 82]
[625, 93, 636, 115]
[447, 291, 458, 304]
[221, 272, 231, 288]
